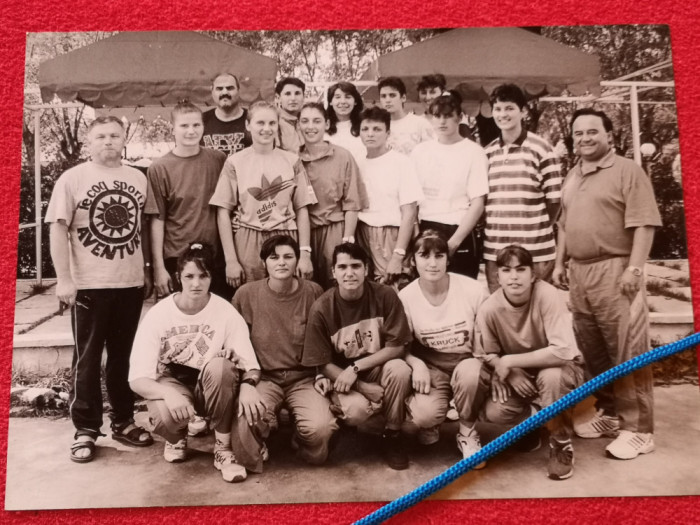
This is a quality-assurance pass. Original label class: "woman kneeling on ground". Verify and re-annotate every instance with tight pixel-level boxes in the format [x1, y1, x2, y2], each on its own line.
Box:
[129, 243, 262, 483]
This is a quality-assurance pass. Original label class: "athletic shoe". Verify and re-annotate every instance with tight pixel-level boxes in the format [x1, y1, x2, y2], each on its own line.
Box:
[214, 448, 247, 482]
[163, 437, 187, 463]
[261, 442, 270, 462]
[547, 437, 574, 480]
[456, 429, 486, 470]
[187, 415, 208, 437]
[417, 426, 440, 446]
[381, 430, 409, 470]
[605, 430, 655, 460]
[574, 408, 620, 438]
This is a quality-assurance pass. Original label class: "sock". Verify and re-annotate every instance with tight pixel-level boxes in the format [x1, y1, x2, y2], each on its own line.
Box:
[458, 423, 476, 436]
[214, 431, 232, 451]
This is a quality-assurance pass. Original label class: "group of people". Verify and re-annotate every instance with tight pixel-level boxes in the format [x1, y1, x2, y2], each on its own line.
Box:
[46, 70, 661, 485]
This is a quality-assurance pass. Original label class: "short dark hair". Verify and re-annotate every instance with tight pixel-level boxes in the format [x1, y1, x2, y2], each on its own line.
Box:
[428, 90, 463, 118]
[177, 242, 215, 276]
[332, 242, 370, 267]
[87, 116, 125, 133]
[171, 101, 203, 124]
[417, 74, 446, 93]
[327, 82, 364, 137]
[571, 108, 614, 133]
[377, 77, 406, 97]
[260, 234, 300, 261]
[275, 77, 306, 95]
[359, 106, 391, 132]
[489, 84, 527, 110]
[411, 229, 450, 259]
[300, 102, 328, 120]
[495, 244, 534, 269]
[211, 72, 240, 90]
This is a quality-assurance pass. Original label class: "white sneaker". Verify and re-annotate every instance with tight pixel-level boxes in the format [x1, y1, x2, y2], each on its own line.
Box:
[187, 415, 208, 437]
[574, 408, 620, 438]
[605, 430, 655, 460]
[446, 399, 459, 422]
[417, 426, 440, 446]
[214, 448, 247, 482]
[456, 429, 486, 470]
[163, 437, 187, 463]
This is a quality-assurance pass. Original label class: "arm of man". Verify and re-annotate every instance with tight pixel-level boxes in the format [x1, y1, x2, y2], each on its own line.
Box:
[342, 210, 359, 240]
[150, 216, 172, 297]
[552, 226, 568, 289]
[295, 205, 314, 280]
[49, 220, 77, 307]
[385, 202, 417, 280]
[216, 206, 245, 288]
[447, 196, 485, 257]
[130, 377, 195, 423]
[141, 213, 153, 299]
[620, 225, 656, 298]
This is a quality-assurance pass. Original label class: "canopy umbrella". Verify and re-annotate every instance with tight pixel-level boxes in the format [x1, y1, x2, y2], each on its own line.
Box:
[359, 27, 601, 117]
[38, 31, 277, 108]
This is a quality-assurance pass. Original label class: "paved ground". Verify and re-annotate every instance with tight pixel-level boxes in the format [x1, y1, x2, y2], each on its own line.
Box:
[5, 384, 700, 511]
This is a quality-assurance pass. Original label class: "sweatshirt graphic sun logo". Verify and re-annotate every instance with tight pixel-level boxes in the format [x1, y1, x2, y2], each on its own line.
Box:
[247, 175, 295, 223]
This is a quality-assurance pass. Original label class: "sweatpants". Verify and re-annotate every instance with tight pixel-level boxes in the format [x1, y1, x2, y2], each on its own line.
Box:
[234, 227, 298, 283]
[569, 256, 654, 433]
[310, 221, 344, 289]
[356, 223, 411, 284]
[69, 286, 143, 434]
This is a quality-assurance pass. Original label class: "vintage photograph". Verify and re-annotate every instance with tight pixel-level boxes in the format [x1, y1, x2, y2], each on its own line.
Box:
[6, 26, 699, 511]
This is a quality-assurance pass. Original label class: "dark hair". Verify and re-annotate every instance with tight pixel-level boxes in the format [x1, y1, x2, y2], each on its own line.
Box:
[246, 101, 278, 122]
[260, 235, 300, 262]
[417, 74, 446, 93]
[410, 229, 450, 260]
[428, 90, 463, 118]
[171, 101, 203, 124]
[211, 72, 240, 90]
[359, 106, 391, 132]
[489, 84, 527, 110]
[377, 77, 406, 97]
[275, 77, 306, 95]
[571, 108, 614, 133]
[332, 242, 370, 267]
[177, 242, 215, 276]
[495, 244, 534, 269]
[327, 82, 364, 137]
[87, 116, 125, 133]
[300, 102, 328, 121]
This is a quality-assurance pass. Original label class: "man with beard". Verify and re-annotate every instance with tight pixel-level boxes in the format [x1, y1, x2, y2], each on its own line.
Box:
[201, 73, 252, 156]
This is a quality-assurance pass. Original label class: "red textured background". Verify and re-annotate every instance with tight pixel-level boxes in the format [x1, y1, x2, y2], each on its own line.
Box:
[1, 1, 699, 524]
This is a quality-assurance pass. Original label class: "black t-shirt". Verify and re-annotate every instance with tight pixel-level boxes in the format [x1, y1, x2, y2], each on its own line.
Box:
[201, 108, 252, 156]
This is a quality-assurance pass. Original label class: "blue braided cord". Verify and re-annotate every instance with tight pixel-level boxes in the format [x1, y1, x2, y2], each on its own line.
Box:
[355, 331, 700, 525]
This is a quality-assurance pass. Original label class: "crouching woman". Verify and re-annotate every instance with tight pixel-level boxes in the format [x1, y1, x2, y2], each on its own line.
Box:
[129, 243, 262, 483]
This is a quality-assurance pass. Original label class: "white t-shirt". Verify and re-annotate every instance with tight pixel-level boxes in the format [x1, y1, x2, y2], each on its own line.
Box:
[387, 113, 435, 155]
[399, 273, 488, 357]
[411, 138, 489, 225]
[44, 161, 147, 289]
[326, 120, 366, 165]
[357, 149, 424, 227]
[129, 294, 260, 381]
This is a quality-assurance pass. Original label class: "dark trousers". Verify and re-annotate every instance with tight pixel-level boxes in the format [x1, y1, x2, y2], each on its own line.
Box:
[164, 257, 234, 302]
[419, 221, 481, 279]
[69, 287, 144, 433]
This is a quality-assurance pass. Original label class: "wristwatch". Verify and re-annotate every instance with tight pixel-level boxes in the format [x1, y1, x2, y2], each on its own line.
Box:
[351, 363, 360, 374]
[626, 265, 643, 277]
[393, 248, 406, 257]
[241, 378, 258, 387]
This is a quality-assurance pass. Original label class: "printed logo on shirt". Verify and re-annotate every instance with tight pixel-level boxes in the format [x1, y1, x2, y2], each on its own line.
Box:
[420, 321, 470, 353]
[203, 133, 246, 156]
[331, 317, 383, 359]
[76, 181, 146, 260]
[158, 323, 216, 372]
[248, 175, 295, 224]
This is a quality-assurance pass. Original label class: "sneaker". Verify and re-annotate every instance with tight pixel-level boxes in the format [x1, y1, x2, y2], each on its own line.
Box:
[381, 431, 409, 470]
[574, 408, 620, 438]
[163, 437, 187, 463]
[456, 429, 486, 470]
[417, 426, 440, 446]
[187, 415, 208, 437]
[214, 448, 247, 482]
[605, 430, 655, 460]
[261, 442, 270, 462]
[548, 437, 574, 480]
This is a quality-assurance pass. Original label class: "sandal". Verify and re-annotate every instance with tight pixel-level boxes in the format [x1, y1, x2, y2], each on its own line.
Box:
[111, 421, 154, 448]
[70, 429, 99, 463]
